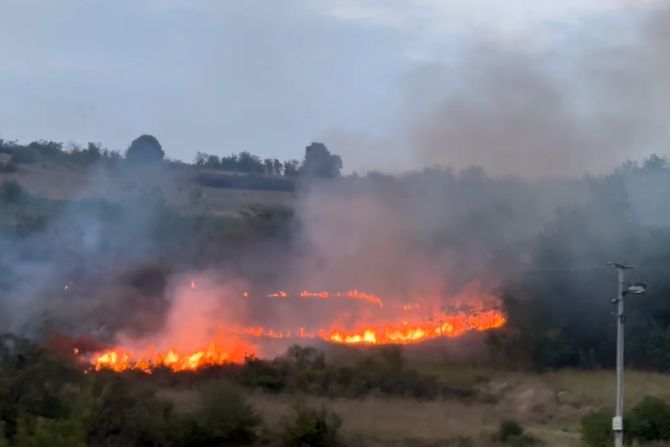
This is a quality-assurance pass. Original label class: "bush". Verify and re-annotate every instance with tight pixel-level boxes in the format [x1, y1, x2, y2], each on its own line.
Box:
[581, 409, 611, 447]
[16, 416, 86, 447]
[196, 381, 261, 445]
[86, 376, 175, 446]
[0, 181, 26, 205]
[495, 420, 539, 446]
[280, 401, 342, 447]
[627, 397, 670, 443]
[499, 421, 523, 441]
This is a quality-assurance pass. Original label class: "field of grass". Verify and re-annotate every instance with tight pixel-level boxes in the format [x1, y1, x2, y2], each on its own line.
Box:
[0, 161, 295, 216]
[159, 355, 670, 447]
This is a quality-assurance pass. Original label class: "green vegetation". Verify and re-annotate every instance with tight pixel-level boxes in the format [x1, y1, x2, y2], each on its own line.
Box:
[496, 421, 540, 446]
[580, 409, 611, 447]
[627, 397, 670, 444]
[280, 401, 342, 447]
[581, 397, 670, 446]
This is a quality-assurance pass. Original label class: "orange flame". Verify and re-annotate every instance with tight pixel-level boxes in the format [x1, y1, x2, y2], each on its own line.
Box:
[90, 287, 505, 373]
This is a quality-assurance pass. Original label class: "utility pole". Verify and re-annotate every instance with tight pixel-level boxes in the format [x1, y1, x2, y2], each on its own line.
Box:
[610, 262, 632, 447]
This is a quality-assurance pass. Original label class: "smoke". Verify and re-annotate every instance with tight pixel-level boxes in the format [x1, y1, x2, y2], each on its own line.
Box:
[326, 3, 670, 178]
[2, 5, 670, 366]
[409, 4, 670, 177]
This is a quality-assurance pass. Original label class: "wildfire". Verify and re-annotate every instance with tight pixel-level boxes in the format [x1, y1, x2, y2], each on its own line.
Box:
[297, 289, 383, 307]
[90, 286, 506, 373]
[93, 341, 251, 373]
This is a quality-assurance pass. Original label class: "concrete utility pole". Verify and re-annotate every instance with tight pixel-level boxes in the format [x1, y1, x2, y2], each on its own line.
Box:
[608, 262, 648, 447]
[610, 262, 631, 447]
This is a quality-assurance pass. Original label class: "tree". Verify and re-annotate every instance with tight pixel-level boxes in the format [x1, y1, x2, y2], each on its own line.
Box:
[194, 151, 208, 167]
[237, 151, 264, 174]
[220, 154, 239, 171]
[273, 159, 282, 175]
[300, 142, 342, 178]
[263, 158, 274, 175]
[125, 135, 164, 163]
[283, 160, 300, 177]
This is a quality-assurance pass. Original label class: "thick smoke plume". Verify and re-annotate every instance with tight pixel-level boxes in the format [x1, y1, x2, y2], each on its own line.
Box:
[406, 4, 670, 177]
[328, 4, 670, 177]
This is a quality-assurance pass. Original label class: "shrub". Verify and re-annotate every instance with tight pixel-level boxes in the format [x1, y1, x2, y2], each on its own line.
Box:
[0, 180, 26, 205]
[280, 401, 342, 447]
[495, 420, 539, 446]
[627, 396, 670, 443]
[499, 421, 523, 441]
[16, 416, 86, 447]
[86, 376, 175, 446]
[196, 381, 261, 445]
[581, 409, 611, 447]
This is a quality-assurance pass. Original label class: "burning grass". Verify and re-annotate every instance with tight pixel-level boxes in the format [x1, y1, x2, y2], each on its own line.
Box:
[88, 285, 505, 373]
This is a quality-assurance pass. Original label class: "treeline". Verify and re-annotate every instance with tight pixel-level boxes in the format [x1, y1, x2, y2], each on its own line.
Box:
[1, 135, 344, 181]
[487, 155, 670, 372]
[0, 139, 121, 170]
[194, 151, 300, 176]
[194, 141, 343, 179]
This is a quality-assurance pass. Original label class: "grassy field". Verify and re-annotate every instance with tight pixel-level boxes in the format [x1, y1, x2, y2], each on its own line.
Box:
[160, 358, 670, 447]
[0, 162, 295, 216]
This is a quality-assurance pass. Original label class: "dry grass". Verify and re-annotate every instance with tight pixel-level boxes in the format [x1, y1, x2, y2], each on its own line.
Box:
[242, 363, 670, 446]
[0, 162, 294, 215]
[248, 393, 584, 446]
[541, 369, 670, 409]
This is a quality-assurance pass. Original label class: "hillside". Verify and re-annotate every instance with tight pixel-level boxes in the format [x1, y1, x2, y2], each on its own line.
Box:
[0, 160, 295, 217]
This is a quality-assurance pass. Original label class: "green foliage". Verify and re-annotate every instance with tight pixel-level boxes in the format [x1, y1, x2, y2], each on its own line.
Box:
[196, 381, 261, 445]
[16, 416, 86, 447]
[237, 346, 445, 399]
[126, 134, 165, 163]
[86, 375, 176, 446]
[0, 334, 80, 440]
[580, 409, 611, 447]
[300, 142, 342, 178]
[627, 397, 670, 443]
[280, 401, 342, 447]
[495, 420, 539, 446]
[498, 421, 523, 441]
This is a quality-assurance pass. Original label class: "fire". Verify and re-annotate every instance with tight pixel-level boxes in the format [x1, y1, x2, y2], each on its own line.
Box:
[90, 286, 506, 373]
[297, 289, 383, 307]
[92, 340, 252, 373]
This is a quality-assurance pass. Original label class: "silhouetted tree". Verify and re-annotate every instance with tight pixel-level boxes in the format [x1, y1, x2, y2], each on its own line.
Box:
[273, 159, 282, 175]
[300, 142, 342, 178]
[125, 135, 164, 163]
[237, 151, 264, 174]
[264, 158, 274, 175]
[283, 160, 300, 177]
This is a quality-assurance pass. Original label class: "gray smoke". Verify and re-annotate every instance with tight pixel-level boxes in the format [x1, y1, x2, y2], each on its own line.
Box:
[326, 4, 670, 178]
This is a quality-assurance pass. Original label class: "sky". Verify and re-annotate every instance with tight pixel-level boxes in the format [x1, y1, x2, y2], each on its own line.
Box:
[0, 0, 667, 176]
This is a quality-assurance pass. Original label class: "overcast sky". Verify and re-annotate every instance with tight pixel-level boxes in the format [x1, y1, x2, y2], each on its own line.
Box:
[0, 0, 667, 176]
